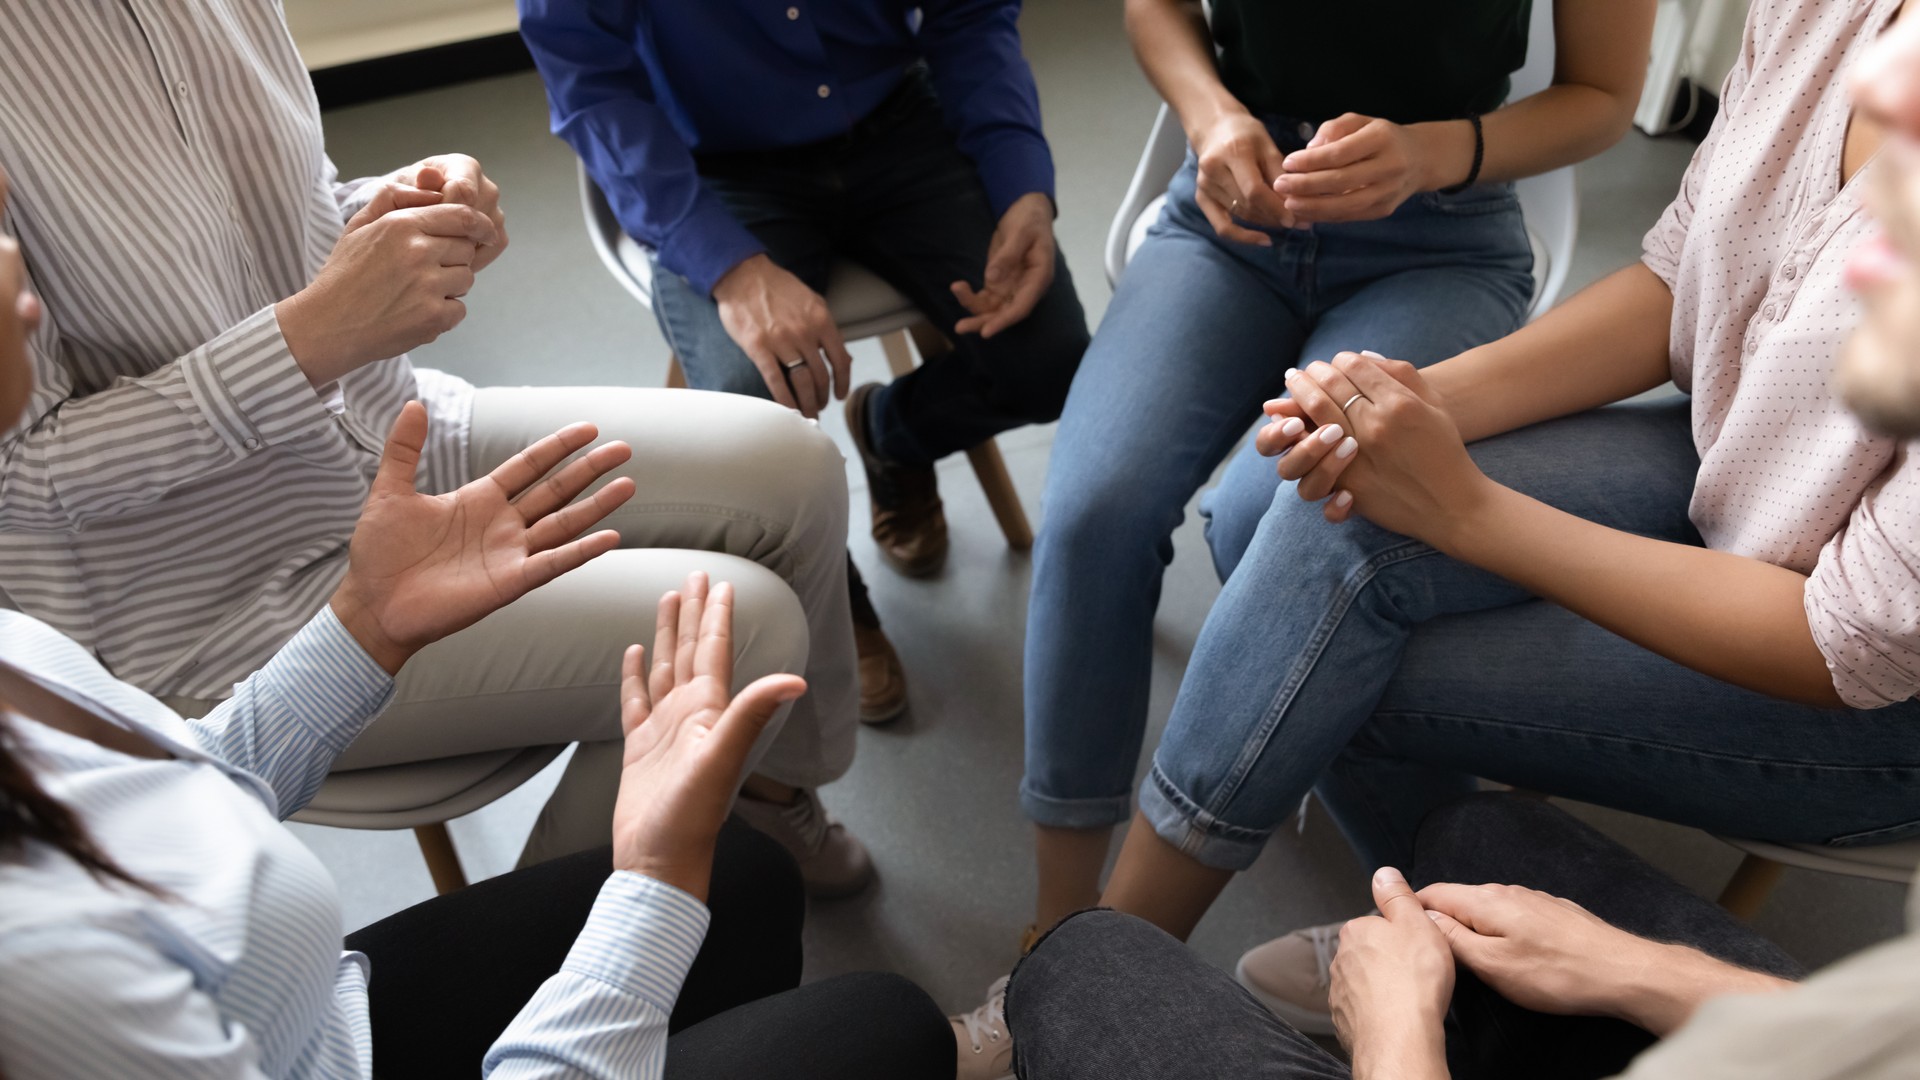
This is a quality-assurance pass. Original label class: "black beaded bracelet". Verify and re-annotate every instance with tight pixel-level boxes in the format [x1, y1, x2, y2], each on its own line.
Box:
[1438, 113, 1485, 194]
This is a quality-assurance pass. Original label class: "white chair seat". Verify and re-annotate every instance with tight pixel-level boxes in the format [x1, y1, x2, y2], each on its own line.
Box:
[294, 745, 565, 831]
[1719, 836, 1920, 886]
[611, 233, 921, 340]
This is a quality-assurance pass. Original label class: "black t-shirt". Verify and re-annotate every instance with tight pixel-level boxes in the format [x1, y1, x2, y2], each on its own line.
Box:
[1209, 0, 1531, 125]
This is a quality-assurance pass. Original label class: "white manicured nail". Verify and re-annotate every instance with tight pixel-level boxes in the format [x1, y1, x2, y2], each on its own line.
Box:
[1318, 424, 1344, 445]
[1284, 367, 1300, 381]
[1334, 490, 1354, 508]
[1336, 436, 1357, 459]
[1280, 417, 1305, 437]
[1360, 349, 1385, 359]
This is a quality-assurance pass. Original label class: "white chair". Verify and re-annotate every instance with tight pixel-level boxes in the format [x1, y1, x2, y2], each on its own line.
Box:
[578, 164, 1034, 551]
[1104, 0, 1576, 320]
[1715, 835, 1920, 919]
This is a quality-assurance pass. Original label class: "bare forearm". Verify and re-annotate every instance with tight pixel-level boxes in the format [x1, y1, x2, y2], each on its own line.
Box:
[1439, 483, 1844, 707]
[1427, 263, 1675, 443]
[1125, 0, 1241, 135]
[1612, 942, 1797, 1037]
[1351, 1027, 1451, 1080]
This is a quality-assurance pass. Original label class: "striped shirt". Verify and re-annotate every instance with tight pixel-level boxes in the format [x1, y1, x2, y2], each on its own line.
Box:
[0, 607, 710, 1078]
[0, 0, 473, 699]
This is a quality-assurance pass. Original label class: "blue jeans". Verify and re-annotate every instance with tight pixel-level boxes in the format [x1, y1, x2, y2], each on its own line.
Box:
[1008, 794, 1805, 1080]
[649, 70, 1090, 468]
[1143, 400, 1920, 871]
[1022, 133, 1533, 829]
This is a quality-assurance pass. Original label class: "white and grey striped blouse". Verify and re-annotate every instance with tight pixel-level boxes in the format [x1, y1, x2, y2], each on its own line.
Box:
[0, 0, 474, 698]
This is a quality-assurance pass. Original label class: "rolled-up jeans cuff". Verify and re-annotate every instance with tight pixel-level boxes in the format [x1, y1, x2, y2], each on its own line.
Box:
[1139, 765, 1270, 871]
[1020, 782, 1134, 830]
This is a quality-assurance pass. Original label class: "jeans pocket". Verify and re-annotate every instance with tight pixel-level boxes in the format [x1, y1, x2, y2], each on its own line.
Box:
[1825, 816, 1920, 847]
[1417, 182, 1521, 217]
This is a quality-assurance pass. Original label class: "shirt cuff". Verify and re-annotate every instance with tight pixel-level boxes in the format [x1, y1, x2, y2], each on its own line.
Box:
[266, 605, 400, 756]
[179, 306, 337, 456]
[560, 872, 712, 1014]
[657, 198, 767, 298]
[974, 133, 1057, 219]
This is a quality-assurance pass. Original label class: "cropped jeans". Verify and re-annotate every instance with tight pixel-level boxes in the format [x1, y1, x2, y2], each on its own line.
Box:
[1144, 400, 1920, 872]
[1022, 122, 1534, 830]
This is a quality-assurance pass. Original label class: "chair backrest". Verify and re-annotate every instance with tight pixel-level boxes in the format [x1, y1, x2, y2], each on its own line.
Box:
[579, 163, 656, 310]
[1104, 0, 1578, 318]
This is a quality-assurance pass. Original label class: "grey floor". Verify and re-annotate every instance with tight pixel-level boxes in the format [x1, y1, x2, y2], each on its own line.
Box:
[295, 1, 1908, 1014]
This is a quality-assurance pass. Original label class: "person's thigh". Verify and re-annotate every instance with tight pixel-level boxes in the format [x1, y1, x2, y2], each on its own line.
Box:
[1204, 259, 1531, 580]
[1020, 194, 1309, 829]
[665, 972, 952, 1080]
[647, 171, 837, 400]
[1145, 401, 1702, 870]
[463, 385, 857, 791]
[1319, 599, 1920, 875]
[1407, 795, 1802, 1080]
[1007, 909, 1351, 1080]
[347, 821, 804, 1080]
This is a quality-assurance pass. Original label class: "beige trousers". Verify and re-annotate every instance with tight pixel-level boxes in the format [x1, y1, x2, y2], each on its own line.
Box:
[332, 387, 856, 864]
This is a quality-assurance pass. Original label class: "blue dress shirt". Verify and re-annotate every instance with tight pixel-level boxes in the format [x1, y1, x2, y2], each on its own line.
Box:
[519, 0, 1055, 295]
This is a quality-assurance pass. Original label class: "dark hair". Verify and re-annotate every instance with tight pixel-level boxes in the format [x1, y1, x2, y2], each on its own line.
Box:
[0, 714, 152, 890]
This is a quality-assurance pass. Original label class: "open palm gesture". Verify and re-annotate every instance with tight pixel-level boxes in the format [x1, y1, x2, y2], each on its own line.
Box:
[330, 401, 636, 673]
[611, 573, 806, 900]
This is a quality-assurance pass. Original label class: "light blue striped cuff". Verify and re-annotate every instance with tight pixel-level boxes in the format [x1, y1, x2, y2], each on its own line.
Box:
[562, 873, 711, 1014]
[265, 605, 398, 755]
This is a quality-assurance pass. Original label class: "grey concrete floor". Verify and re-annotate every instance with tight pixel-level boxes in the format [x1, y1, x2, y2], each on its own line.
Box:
[296, 2, 1908, 1015]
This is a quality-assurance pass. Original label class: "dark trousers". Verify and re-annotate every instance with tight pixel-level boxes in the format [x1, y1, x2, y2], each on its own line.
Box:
[1006, 794, 1805, 1080]
[649, 69, 1091, 468]
[345, 819, 954, 1079]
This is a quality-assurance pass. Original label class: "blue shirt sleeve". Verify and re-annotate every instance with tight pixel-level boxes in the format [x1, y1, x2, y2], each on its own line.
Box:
[518, 0, 766, 296]
[918, 0, 1056, 217]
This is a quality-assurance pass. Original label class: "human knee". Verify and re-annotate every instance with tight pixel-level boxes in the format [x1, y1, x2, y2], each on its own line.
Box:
[808, 972, 950, 1062]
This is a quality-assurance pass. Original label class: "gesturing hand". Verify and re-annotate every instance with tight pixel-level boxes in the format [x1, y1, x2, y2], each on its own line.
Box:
[1191, 108, 1293, 245]
[392, 155, 509, 272]
[1329, 868, 1455, 1078]
[329, 401, 635, 674]
[611, 573, 807, 901]
[1275, 114, 1473, 224]
[952, 192, 1057, 339]
[714, 254, 854, 419]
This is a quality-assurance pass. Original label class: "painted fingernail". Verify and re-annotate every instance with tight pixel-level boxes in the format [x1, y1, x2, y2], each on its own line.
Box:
[1280, 417, 1305, 437]
[1361, 349, 1385, 359]
[1336, 436, 1357, 459]
[1334, 490, 1354, 508]
[1318, 424, 1344, 445]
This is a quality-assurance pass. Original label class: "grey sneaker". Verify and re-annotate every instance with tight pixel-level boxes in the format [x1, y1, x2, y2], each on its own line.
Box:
[732, 787, 875, 898]
[1235, 920, 1349, 1036]
[951, 976, 1014, 1080]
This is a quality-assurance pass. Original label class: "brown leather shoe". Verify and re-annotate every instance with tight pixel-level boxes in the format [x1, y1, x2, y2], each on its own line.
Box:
[854, 612, 908, 724]
[845, 383, 948, 577]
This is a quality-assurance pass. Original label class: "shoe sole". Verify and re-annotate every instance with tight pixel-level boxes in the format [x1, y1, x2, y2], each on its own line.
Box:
[1234, 955, 1337, 1036]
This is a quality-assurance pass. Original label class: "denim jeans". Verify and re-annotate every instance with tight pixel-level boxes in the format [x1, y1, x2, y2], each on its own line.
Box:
[1006, 794, 1805, 1080]
[1142, 400, 1920, 872]
[1022, 127, 1533, 829]
[649, 70, 1090, 468]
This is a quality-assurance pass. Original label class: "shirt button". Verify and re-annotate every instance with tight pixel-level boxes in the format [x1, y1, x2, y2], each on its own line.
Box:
[243, 437, 260, 450]
[1783, 265, 1796, 281]
[817, 84, 831, 99]
[1297, 121, 1314, 141]
[1763, 304, 1777, 321]
[176, 81, 189, 96]
[787, 6, 799, 17]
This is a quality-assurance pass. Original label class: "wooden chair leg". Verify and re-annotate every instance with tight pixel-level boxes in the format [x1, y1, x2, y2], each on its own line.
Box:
[896, 323, 1034, 550]
[1717, 853, 1784, 920]
[414, 822, 469, 895]
[666, 354, 688, 389]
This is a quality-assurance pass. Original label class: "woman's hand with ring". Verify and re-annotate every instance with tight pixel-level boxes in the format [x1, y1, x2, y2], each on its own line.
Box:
[1191, 107, 1294, 245]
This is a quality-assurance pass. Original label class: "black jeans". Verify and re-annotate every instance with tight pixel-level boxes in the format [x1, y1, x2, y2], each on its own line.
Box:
[650, 68, 1091, 468]
[1006, 794, 1805, 1080]
[345, 819, 954, 1079]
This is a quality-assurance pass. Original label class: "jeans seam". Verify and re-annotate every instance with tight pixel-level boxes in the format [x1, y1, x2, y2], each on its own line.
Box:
[1194, 539, 1435, 846]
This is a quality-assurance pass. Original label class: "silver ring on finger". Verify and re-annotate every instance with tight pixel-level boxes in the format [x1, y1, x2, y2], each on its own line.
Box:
[1229, 197, 1242, 215]
[781, 358, 807, 371]
[1341, 393, 1365, 412]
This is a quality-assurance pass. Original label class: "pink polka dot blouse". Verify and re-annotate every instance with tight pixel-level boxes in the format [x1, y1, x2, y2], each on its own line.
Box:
[1642, 0, 1914, 708]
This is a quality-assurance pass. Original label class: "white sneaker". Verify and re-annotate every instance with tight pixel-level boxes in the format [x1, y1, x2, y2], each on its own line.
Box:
[732, 787, 875, 898]
[1235, 920, 1352, 1036]
[950, 976, 1014, 1080]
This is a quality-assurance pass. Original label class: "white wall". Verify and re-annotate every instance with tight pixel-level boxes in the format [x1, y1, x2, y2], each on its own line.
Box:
[282, 0, 518, 69]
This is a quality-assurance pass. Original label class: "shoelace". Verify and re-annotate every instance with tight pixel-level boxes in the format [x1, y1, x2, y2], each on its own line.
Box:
[959, 976, 1010, 1054]
[1306, 923, 1339, 991]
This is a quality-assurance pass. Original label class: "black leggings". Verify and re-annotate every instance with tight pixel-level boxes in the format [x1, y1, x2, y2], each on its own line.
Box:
[1007, 793, 1805, 1080]
[345, 819, 954, 1079]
